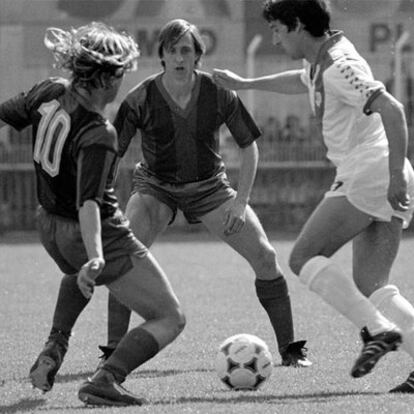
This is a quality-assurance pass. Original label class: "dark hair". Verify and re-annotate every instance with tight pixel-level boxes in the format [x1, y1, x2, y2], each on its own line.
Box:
[262, 0, 330, 37]
[158, 19, 206, 68]
[44, 22, 140, 89]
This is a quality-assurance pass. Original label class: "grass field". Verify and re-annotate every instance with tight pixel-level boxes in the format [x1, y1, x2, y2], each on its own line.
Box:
[1, 230, 414, 414]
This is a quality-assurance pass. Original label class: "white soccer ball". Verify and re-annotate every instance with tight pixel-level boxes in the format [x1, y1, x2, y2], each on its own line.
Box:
[215, 333, 273, 390]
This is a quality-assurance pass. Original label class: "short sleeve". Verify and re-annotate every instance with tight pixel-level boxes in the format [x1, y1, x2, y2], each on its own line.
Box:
[325, 58, 385, 115]
[0, 92, 32, 130]
[77, 146, 116, 208]
[219, 88, 261, 148]
[113, 87, 146, 157]
[0, 79, 66, 130]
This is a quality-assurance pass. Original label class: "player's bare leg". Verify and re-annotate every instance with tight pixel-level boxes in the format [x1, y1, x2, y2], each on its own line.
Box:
[201, 199, 310, 367]
[352, 219, 401, 297]
[30, 273, 90, 392]
[98, 193, 173, 365]
[354, 218, 414, 390]
[290, 196, 401, 377]
[79, 252, 185, 406]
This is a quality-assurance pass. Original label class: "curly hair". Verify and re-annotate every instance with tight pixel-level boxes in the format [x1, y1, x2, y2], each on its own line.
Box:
[44, 22, 140, 89]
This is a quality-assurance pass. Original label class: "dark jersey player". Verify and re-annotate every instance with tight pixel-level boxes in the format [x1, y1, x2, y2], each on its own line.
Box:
[98, 18, 311, 369]
[1, 78, 119, 220]
[0, 22, 185, 407]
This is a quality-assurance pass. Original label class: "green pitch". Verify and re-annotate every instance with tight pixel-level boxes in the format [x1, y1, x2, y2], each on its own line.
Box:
[1, 231, 414, 413]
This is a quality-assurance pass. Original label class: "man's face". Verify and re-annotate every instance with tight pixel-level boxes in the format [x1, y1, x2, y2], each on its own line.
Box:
[269, 20, 304, 60]
[162, 31, 197, 79]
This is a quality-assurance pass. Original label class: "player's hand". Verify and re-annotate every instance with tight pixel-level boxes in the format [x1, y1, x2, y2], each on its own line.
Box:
[213, 68, 246, 90]
[223, 201, 247, 236]
[77, 258, 105, 299]
[388, 170, 410, 211]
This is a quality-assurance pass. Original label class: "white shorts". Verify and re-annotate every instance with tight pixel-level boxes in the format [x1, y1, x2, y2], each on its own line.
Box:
[325, 150, 414, 229]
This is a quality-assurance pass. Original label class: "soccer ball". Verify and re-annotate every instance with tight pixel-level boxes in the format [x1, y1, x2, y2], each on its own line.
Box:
[215, 333, 273, 390]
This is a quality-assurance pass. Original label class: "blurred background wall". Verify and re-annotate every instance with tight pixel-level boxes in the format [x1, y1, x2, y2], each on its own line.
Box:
[0, 0, 413, 232]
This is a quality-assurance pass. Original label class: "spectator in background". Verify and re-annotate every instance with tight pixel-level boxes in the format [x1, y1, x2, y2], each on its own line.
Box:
[262, 115, 282, 143]
[280, 114, 307, 143]
[259, 116, 281, 160]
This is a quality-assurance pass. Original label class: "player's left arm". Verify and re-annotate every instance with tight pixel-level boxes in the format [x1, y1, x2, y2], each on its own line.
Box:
[78, 199, 106, 299]
[223, 141, 258, 236]
[218, 86, 261, 235]
[75, 139, 116, 297]
[369, 91, 410, 211]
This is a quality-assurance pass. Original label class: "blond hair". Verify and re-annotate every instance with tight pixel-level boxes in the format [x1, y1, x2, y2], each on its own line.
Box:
[44, 22, 140, 88]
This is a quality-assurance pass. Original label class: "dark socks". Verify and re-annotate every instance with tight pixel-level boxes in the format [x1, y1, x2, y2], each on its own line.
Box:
[255, 277, 294, 355]
[52, 274, 90, 334]
[107, 292, 131, 349]
[103, 327, 160, 383]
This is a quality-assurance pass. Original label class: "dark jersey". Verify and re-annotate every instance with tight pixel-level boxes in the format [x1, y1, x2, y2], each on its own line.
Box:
[0, 77, 119, 219]
[114, 70, 261, 184]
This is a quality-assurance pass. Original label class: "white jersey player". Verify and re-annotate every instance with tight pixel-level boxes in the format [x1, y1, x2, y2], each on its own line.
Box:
[213, 0, 414, 393]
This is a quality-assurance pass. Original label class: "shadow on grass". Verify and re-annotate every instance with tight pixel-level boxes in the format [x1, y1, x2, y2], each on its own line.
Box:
[56, 367, 214, 384]
[0, 390, 384, 413]
[154, 390, 384, 406]
[0, 398, 46, 414]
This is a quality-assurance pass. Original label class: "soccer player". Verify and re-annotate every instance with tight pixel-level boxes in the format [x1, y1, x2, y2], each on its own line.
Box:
[213, 0, 414, 389]
[0, 22, 185, 406]
[98, 18, 311, 369]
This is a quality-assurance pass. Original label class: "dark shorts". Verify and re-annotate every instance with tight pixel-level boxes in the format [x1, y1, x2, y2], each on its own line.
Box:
[36, 206, 148, 285]
[131, 164, 236, 224]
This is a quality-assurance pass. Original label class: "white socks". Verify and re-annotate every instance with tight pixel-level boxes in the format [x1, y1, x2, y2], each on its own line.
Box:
[299, 256, 396, 335]
[370, 285, 414, 358]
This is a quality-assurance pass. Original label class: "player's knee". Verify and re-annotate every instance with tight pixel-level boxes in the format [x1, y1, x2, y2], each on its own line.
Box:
[169, 307, 186, 337]
[125, 194, 140, 219]
[254, 243, 277, 272]
[177, 309, 186, 333]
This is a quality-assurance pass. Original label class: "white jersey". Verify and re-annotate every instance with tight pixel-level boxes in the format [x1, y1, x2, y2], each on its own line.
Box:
[300, 31, 387, 174]
[300, 31, 414, 227]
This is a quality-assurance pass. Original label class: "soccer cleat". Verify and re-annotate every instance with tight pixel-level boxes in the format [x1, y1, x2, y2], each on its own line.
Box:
[351, 327, 402, 378]
[390, 371, 414, 393]
[29, 330, 69, 392]
[78, 372, 147, 406]
[281, 340, 312, 367]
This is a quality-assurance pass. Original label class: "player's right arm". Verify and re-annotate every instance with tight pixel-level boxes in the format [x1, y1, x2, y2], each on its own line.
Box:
[111, 99, 138, 185]
[113, 83, 147, 158]
[213, 68, 307, 94]
[113, 99, 137, 157]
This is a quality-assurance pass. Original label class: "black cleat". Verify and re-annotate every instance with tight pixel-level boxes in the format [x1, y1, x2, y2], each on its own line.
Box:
[390, 371, 414, 393]
[78, 373, 147, 406]
[351, 327, 401, 378]
[281, 340, 312, 367]
[29, 330, 69, 392]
